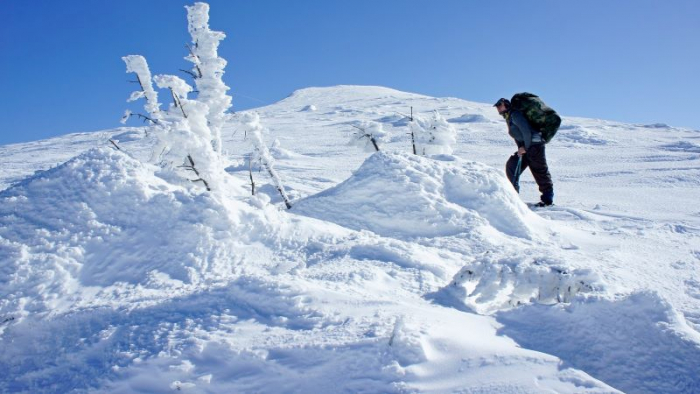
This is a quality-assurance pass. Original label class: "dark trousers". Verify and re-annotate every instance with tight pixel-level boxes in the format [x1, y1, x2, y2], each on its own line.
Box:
[505, 143, 554, 203]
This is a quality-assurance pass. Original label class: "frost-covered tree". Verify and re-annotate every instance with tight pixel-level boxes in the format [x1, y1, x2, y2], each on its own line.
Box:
[348, 121, 387, 152]
[410, 111, 457, 155]
[185, 2, 232, 156]
[121, 3, 234, 192]
[242, 112, 292, 209]
[150, 73, 223, 191]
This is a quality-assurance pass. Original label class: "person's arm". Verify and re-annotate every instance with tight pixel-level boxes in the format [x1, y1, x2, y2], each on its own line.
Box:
[510, 110, 535, 149]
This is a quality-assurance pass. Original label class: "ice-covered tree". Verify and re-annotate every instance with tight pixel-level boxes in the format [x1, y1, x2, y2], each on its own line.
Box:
[242, 112, 292, 209]
[410, 111, 457, 155]
[150, 73, 223, 191]
[348, 120, 387, 152]
[185, 2, 232, 156]
[121, 3, 234, 192]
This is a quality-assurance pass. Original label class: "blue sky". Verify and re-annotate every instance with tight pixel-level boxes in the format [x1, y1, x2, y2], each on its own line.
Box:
[1, 0, 698, 145]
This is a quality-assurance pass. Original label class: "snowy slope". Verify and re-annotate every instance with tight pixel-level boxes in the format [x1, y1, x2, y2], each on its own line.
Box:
[1, 85, 700, 393]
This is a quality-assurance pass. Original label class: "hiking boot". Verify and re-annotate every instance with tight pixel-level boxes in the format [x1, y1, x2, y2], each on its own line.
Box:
[535, 201, 553, 207]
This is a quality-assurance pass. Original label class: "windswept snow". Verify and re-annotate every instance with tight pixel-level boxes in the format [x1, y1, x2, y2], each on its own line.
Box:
[1, 85, 700, 393]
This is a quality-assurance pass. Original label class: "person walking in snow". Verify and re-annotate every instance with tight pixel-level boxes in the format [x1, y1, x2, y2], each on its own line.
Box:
[494, 98, 554, 207]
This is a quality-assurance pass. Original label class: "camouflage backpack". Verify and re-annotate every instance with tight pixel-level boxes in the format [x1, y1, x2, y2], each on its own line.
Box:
[510, 93, 561, 143]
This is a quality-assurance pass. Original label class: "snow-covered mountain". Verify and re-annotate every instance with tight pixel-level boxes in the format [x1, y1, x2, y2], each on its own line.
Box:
[1, 85, 700, 393]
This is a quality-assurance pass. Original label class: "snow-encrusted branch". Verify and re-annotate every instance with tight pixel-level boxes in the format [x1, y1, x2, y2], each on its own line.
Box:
[122, 55, 163, 122]
[243, 112, 292, 209]
[154, 74, 193, 119]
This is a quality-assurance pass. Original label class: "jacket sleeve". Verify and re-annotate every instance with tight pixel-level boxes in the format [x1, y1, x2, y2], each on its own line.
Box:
[510, 110, 535, 149]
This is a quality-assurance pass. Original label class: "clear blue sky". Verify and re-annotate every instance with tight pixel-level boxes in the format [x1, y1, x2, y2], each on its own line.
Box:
[1, 0, 698, 145]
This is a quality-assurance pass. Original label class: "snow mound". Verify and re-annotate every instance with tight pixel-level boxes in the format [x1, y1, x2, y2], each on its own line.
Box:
[0, 148, 258, 319]
[558, 124, 611, 145]
[284, 85, 426, 103]
[269, 139, 302, 159]
[374, 113, 410, 127]
[293, 152, 547, 240]
[448, 113, 492, 123]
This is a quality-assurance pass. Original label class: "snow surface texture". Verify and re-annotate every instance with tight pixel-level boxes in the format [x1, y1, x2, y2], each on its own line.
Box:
[1, 85, 700, 393]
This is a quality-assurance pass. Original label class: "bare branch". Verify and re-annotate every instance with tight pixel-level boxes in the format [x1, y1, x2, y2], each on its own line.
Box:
[179, 68, 199, 80]
[410, 107, 416, 154]
[122, 112, 159, 126]
[169, 88, 188, 118]
[134, 113, 159, 125]
[180, 155, 211, 191]
[411, 130, 417, 155]
[185, 44, 203, 78]
[134, 74, 145, 92]
[248, 154, 256, 196]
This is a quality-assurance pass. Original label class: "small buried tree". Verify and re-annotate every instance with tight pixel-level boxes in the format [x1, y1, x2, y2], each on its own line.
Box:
[121, 2, 232, 192]
[348, 120, 387, 152]
[410, 110, 457, 155]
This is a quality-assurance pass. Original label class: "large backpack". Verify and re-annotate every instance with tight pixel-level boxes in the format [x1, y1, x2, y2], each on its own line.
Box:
[510, 93, 561, 143]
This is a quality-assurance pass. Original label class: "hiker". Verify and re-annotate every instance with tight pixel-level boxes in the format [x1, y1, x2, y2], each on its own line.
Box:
[494, 97, 554, 207]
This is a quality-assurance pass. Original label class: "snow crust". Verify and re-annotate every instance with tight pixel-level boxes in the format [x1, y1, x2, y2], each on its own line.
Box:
[1, 84, 700, 393]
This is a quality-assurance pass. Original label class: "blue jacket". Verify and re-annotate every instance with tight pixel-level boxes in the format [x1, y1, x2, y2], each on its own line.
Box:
[507, 109, 543, 149]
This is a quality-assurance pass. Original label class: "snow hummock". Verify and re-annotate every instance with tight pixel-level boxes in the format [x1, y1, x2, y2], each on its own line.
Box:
[2, 84, 700, 393]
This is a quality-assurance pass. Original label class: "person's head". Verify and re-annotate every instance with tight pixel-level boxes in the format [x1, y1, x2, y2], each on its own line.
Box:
[494, 98, 510, 115]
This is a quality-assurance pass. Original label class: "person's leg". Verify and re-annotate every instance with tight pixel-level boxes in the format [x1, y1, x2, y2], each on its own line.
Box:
[527, 144, 554, 204]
